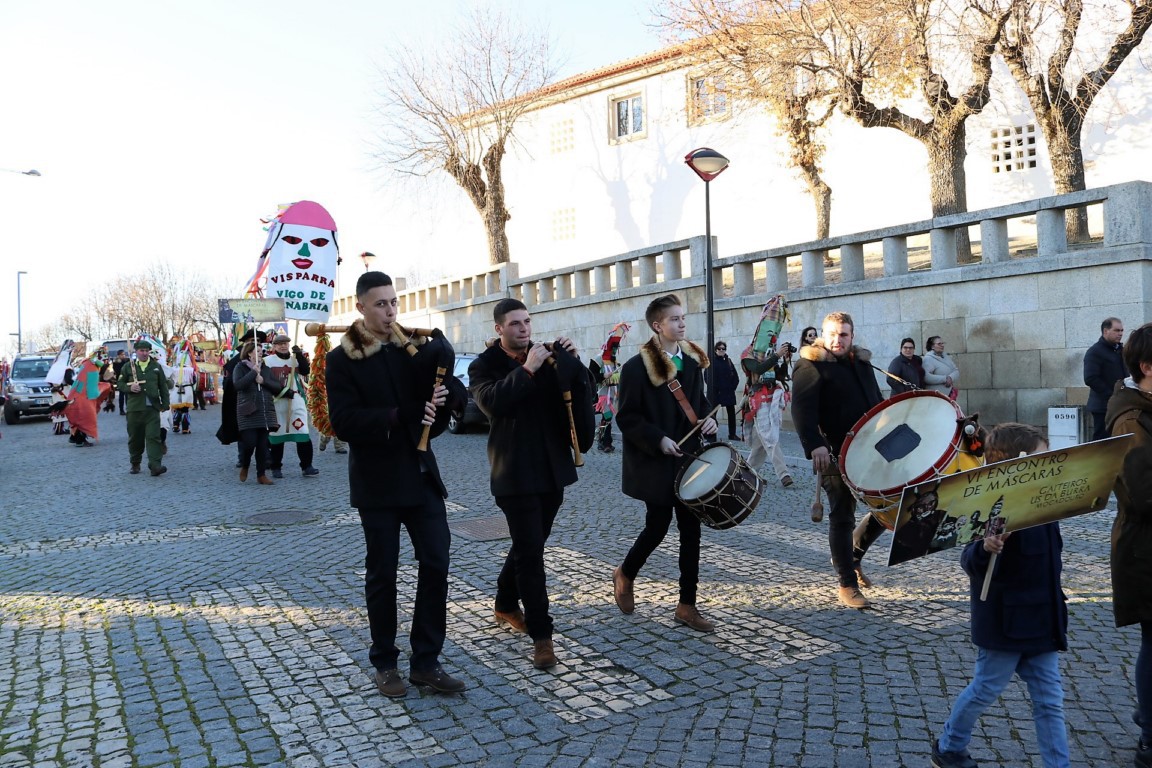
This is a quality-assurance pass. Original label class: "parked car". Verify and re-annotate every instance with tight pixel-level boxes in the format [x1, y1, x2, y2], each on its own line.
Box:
[448, 353, 488, 434]
[4, 355, 55, 423]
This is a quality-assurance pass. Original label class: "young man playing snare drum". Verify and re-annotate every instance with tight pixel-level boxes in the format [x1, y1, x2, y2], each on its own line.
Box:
[791, 311, 886, 609]
[612, 294, 719, 632]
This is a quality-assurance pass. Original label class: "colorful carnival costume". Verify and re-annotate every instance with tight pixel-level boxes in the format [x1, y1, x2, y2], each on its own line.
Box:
[169, 339, 198, 434]
[740, 295, 793, 486]
[264, 336, 318, 477]
[588, 322, 629, 453]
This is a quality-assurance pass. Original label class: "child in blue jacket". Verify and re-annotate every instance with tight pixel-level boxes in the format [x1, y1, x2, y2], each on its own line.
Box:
[932, 423, 1070, 768]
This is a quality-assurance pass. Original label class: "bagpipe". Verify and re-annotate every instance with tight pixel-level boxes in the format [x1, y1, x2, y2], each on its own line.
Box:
[484, 336, 588, 468]
[305, 322, 457, 451]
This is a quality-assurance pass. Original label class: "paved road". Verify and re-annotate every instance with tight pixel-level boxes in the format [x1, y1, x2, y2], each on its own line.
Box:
[0, 408, 1142, 767]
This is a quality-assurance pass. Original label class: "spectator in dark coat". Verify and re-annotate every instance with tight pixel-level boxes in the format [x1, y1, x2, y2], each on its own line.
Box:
[1084, 316, 1126, 441]
[709, 341, 741, 440]
[232, 340, 280, 485]
[887, 337, 924, 395]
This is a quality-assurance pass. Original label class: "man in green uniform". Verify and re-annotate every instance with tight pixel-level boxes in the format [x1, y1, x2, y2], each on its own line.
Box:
[118, 339, 171, 476]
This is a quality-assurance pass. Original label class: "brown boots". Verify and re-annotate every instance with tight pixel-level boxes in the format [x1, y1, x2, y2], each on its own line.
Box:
[532, 639, 557, 670]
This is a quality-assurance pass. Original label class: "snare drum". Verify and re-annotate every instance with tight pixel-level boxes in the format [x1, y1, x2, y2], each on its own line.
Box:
[674, 443, 765, 530]
[839, 390, 982, 529]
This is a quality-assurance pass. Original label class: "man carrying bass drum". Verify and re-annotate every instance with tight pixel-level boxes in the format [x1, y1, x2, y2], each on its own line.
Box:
[612, 294, 719, 633]
[791, 311, 887, 610]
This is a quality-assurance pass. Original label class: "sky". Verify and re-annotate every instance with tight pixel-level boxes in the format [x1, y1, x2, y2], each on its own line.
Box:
[0, 0, 667, 354]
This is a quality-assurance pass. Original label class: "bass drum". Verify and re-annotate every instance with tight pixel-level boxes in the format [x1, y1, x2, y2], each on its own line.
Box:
[675, 442, 764, 530]
[840, 390, 983, 529]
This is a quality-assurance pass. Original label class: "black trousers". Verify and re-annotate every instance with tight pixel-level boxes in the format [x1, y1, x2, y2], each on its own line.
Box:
[360, 476, 450, 673]
[1092, 410, 1109, 441]
[494, 491, 563, 640]
[238, 428, 271, 475]
[722, 404, 738, 438]
[270, 439, 314, 470]
[622, 501, 701, 605]
[821, 469, 886, 587]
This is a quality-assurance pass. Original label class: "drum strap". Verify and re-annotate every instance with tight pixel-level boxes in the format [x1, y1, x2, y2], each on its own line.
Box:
[667, 379, 698, 425]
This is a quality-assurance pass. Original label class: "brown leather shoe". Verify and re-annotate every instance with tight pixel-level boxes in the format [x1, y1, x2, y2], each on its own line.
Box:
[374, 668, 406, 698]
[532, 639, 557, 670]
[674, 603, 715, 633]
[257, 475, 274, 485]
[130, 464, 140, 475]
[239, 467, 248, 482]
[854, 565, 873, 589]
[409, 665, 466, 693]
[612, 566, 634, 614]
[494, 608, 527, 634]
[838, 586, 871, 609]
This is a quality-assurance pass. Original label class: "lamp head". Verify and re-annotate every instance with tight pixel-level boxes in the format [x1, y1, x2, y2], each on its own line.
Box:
[684, 147, 730, 182]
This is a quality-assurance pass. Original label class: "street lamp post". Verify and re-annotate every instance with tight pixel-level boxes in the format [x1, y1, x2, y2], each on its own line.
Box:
[684, 147, 730, 400]
[15, 270, 27, 354]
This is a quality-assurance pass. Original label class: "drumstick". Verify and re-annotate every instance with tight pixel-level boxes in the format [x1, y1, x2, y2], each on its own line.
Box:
[979, 554, 997, 601]
[811, 475, 825, 523]
[676, 404, 722, 448]
[682, 458, 714, 487]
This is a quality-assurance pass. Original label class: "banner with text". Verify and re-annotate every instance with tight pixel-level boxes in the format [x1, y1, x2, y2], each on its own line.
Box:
[887, 435, 1131, 566]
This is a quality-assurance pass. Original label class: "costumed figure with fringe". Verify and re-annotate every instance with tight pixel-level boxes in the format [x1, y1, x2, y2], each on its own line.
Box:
[588, 322, 629, 453]
[740, 294, 794, 488]
[169, 338, 198, 434]
[46, 342, 76, 436]
[265, 333, 319, 478]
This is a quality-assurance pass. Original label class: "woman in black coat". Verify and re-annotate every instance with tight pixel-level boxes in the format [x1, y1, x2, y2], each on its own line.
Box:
[708, 341, 740, 440]
[232, 340, 281, 484]
[887, 337, 925, 395]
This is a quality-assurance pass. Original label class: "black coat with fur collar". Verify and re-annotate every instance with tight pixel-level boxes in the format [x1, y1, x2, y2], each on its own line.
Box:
[325, 319, 462, 509]
[469, 342, 595, 497]
[791, 340, 883, 458]
[617, 337, 711, 506]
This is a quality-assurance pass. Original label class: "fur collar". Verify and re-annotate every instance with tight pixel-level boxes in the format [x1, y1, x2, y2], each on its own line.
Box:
[339, 319, 428, 360]
[639, 336, 709, 387]
[799, 339, 873, 364]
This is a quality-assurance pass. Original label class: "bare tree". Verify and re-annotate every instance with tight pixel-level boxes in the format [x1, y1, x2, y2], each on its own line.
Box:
[671, 0, 1010, 261]
[374, 8, 559, 265]
[102, 263, 216, 341]
[1000, 0, 1152, 241]
[658, 4, 839, 257]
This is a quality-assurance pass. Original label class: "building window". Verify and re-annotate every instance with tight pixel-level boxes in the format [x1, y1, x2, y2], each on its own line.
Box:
[611, 94, 645, 141]
[689, 75, 729, 123]
[552, 208, 576, 241]
[550, 119, 574, 154]
[991, 124, 1037, 173]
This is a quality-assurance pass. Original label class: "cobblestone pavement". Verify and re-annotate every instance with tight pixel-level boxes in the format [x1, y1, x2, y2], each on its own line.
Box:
[0, 408, 1142, 767]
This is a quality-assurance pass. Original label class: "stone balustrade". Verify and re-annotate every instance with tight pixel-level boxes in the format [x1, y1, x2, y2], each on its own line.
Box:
[334, 180, 1152, 427]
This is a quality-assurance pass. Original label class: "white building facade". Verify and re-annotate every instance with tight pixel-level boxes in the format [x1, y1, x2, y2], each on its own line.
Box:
[398, 26, 1152, 281]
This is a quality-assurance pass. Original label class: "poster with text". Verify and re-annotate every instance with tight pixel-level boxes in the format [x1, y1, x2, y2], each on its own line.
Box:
[262, 200, 339, 322]
[887, 435, 1132, 566]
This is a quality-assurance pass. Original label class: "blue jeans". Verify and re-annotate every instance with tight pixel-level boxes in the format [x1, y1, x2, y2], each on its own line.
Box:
[939, 648, 1069, 768]
[1136, 621, 1152, 745]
